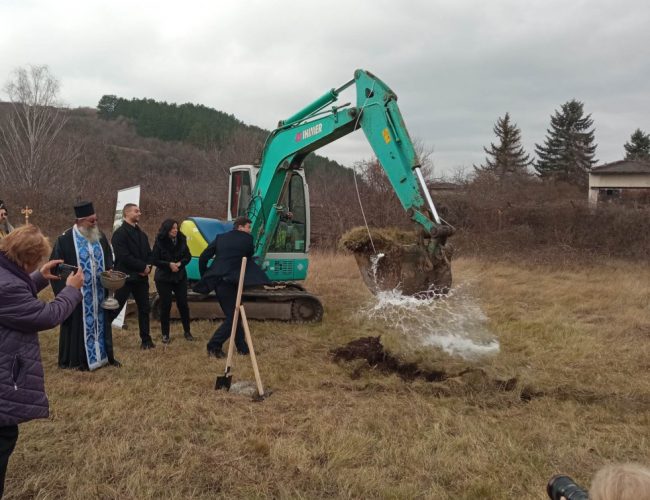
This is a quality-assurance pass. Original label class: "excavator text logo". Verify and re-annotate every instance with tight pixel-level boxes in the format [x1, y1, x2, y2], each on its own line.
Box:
[295, 123, 323, 142]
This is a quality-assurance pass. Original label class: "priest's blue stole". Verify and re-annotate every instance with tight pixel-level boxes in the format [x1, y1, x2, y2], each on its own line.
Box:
[72, 226, 108, 371]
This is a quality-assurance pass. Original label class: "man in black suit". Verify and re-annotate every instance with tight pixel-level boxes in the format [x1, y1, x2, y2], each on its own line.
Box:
[196, 216, 269, 358]
[111, 203, 154, 349]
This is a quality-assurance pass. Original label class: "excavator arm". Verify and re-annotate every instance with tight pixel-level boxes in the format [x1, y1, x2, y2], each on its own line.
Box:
[249, 69, 452, 266]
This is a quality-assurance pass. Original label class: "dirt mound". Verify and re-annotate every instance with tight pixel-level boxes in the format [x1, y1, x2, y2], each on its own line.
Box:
[331, 336, 526, 398]
[331, 336, 450, 382]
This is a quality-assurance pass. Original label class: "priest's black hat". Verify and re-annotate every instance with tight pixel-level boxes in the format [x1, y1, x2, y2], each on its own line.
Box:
[74, 201, 95, 218]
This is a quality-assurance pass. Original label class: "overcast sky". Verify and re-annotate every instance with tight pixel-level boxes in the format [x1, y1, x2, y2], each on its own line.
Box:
[1, 0, 648, 176]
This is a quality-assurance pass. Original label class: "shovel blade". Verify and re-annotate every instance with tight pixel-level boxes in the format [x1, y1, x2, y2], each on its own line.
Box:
[215, 374, 232, 390]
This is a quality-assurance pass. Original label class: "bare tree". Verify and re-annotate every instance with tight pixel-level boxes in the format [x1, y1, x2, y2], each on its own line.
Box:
[207, 128, 265, 178]
[0, 65, 81, 190]
[413, 138, 435, 180]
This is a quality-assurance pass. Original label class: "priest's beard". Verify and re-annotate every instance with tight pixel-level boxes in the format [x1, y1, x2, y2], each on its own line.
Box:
[78, 225, 101, 243]
[0, 220, 12, 233]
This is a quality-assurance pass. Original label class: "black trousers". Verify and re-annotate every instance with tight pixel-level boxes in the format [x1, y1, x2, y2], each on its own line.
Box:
[0, 425, 18, 499]
[207, 282, 249, 354]
[113, 279, 151, 342]
[155, 279, 191, 337]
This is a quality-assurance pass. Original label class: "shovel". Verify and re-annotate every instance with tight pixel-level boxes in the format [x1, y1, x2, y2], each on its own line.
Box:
[215, 257, 247, 391]
[239, 305, 268, 401]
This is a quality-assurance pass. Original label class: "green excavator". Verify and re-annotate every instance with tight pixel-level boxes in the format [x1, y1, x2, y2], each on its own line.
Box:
[172, 69, 453, 323]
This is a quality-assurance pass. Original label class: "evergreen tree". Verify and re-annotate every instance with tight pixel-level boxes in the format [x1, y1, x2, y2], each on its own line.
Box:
[475, 112, 532, 178]
[97, 95, 118, 119]
[623, 128, 650, 161]
[534, 99, 597, 185]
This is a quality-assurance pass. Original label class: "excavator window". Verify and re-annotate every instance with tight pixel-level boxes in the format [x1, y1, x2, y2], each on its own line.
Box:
[230, 170, 252, 218]
[289, 174, 306, 225]
[269, 173, 307, 253]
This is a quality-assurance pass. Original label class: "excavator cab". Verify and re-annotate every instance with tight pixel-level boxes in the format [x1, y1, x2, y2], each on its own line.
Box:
[229, 165, 310, 282]
[180, 164, 322, 323]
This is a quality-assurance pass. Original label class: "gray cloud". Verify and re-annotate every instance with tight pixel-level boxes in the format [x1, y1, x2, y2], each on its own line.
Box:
[1, 0, 648, 174]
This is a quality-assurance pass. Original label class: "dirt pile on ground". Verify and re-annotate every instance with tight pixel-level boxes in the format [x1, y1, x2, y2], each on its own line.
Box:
[331, 336, 447, 381]
[330, 336, 528, 398]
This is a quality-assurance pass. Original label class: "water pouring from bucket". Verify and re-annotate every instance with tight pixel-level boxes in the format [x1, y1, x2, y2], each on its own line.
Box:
[365, 284, 500, 360]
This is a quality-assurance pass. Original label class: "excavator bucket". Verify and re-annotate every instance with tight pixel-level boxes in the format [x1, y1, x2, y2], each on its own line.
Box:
[340, 227, 453, 296]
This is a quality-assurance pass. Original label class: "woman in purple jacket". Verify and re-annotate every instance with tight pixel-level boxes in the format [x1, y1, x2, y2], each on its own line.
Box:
[0, 225, 84, 498]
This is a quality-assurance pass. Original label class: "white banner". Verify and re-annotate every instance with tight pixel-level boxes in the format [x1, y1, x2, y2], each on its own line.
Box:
[111, 185, 141, 329]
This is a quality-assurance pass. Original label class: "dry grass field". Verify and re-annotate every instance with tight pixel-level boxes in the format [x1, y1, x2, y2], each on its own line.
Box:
[5, 253, 650, 499]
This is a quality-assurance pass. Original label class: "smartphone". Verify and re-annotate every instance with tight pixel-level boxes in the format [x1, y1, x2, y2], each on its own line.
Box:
[54, 263, 79, 279]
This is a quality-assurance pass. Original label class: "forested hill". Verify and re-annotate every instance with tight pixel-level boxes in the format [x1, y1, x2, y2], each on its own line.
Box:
[96, 94, 346, 175]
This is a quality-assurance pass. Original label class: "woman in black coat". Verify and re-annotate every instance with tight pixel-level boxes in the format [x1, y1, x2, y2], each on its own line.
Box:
[151, 219, 193, 343]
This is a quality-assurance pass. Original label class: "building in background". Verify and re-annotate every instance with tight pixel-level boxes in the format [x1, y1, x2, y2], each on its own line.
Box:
[588, 160, 650, 206]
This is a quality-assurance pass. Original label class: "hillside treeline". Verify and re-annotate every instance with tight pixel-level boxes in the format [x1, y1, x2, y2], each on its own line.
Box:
[97, 95, 263, 147]
[96, 94, 346, 175]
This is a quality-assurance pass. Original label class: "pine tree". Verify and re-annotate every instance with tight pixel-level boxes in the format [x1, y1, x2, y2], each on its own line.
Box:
[623, 128, 650, 161]
[97, 95, 118, 119]
[475, 112, 532, 178]
[534, 99, 597, 185]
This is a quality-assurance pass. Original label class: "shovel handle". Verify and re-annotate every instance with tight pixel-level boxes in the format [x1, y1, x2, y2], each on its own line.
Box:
[240, 305, 264, 397]
[223, 257, 247, 374]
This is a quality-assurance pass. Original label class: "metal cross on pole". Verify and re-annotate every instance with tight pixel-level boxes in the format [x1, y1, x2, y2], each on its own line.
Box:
[21, 205, 33, 225]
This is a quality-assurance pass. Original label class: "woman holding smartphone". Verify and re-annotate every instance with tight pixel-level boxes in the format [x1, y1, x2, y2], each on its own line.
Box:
[0, 225, 84, 497]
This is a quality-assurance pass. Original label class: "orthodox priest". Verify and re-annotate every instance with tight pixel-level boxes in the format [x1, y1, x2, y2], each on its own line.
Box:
[0, 200, 13, 239]
[50, 201, 121, 370]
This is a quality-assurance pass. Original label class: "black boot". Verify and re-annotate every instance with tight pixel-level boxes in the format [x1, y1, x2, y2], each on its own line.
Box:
[140, 338, 156, 350]
[184, 331, 195, 341]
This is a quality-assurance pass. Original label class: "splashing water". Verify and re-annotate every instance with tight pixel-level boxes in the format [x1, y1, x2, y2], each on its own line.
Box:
[370, 252, 385, 284]
[362, 266, 499, 360]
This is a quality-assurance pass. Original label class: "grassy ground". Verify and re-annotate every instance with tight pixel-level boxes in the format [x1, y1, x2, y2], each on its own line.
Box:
[5, 253, 649, 499]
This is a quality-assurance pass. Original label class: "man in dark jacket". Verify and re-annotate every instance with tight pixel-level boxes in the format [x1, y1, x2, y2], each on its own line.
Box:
[196, 216, 269, 357]
[111, 203, 154, 349]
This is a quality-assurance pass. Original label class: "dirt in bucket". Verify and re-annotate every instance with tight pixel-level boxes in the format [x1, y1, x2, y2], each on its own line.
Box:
[339, 227, 452, 296]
